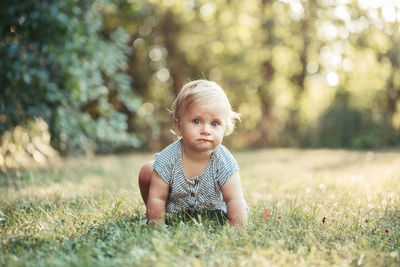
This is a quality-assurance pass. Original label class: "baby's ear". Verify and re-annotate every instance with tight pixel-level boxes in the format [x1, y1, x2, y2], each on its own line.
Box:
[174, 118, 181, 135]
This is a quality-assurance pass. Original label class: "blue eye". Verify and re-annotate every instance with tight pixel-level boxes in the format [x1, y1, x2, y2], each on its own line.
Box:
[193, 119, 200, 124]
[211, 121, 220, 126]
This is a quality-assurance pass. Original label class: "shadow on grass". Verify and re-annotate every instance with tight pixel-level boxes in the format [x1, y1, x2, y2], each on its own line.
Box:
[0, 209, 231, 266]
[1, 214, 147, 263]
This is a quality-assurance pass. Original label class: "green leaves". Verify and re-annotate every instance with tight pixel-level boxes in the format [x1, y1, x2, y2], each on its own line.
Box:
[1, 0, 142, 159]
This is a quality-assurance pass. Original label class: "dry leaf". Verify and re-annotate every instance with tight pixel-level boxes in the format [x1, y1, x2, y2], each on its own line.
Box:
[262, 208, 270, 220]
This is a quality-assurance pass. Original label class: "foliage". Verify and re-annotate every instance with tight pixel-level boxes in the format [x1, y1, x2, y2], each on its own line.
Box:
[102, 0, 400, 149]
[1, 149, 400, 266]
[0, 0, 141, 156]
[2, 0, 400, 162]
[317, 90, 399, 148]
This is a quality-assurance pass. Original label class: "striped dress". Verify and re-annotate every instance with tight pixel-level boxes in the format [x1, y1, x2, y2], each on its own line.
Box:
[153, 139, 240, 214]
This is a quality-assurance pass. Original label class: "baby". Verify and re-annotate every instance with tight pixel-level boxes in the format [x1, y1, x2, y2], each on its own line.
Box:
[138, 80, 247, 227]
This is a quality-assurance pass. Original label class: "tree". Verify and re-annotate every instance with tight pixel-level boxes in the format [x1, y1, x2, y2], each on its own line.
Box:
[42, 0, 400, 152]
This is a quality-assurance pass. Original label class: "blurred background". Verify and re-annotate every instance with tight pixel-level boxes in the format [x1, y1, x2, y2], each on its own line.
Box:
[1, 0, 400, 173]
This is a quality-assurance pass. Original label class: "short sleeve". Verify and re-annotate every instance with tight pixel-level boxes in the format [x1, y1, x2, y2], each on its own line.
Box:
[214, 145, 239, 187]
[152, 140, 181, 184]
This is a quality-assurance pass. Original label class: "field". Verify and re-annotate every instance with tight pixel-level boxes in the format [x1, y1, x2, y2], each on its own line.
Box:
[1, 148, 399, 266]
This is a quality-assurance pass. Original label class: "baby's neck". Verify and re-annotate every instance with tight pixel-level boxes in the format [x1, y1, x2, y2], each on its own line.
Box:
[181, 146, 212, 179]
[182, 145, 212, 162]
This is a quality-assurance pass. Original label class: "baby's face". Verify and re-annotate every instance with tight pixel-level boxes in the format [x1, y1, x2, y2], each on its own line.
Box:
[175, 101, 228, 154]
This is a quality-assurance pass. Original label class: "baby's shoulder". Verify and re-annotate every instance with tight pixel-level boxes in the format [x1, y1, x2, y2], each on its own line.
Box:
[213, 145, 237, 165]
[213, 145, 233, 158]
[155, 140, 181, 164]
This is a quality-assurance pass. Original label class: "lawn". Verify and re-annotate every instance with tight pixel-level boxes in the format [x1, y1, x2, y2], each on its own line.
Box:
[1, 148, 399, 266]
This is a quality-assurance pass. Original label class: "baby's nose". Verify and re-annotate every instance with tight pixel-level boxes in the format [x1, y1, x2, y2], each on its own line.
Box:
[201, 124, 211, 135]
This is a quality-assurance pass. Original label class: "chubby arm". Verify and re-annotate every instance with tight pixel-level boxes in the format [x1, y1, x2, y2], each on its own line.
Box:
[146, 171, 169, 225]
[221, 171, 247, 228]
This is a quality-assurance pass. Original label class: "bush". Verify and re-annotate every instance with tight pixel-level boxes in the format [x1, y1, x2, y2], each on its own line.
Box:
[0, 0, 141, 156]
[316, 90, 399, 149]
[317, 105, 364, 148]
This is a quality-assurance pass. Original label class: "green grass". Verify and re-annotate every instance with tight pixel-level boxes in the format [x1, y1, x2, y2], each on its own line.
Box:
[1, 149, 399, 266]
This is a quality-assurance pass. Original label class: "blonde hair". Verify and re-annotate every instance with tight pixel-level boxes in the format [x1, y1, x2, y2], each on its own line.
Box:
[171, 80, 240, 136]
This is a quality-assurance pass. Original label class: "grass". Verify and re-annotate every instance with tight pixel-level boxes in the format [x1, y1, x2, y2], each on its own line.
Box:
[1, 148, 399, 266]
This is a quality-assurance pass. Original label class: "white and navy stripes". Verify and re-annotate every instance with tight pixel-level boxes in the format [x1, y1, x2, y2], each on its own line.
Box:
[153, 139, 239, 214]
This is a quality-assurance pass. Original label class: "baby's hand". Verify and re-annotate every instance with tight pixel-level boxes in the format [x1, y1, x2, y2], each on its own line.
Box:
[221, 171, 247, 228]
[146, 171, 169, 225]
